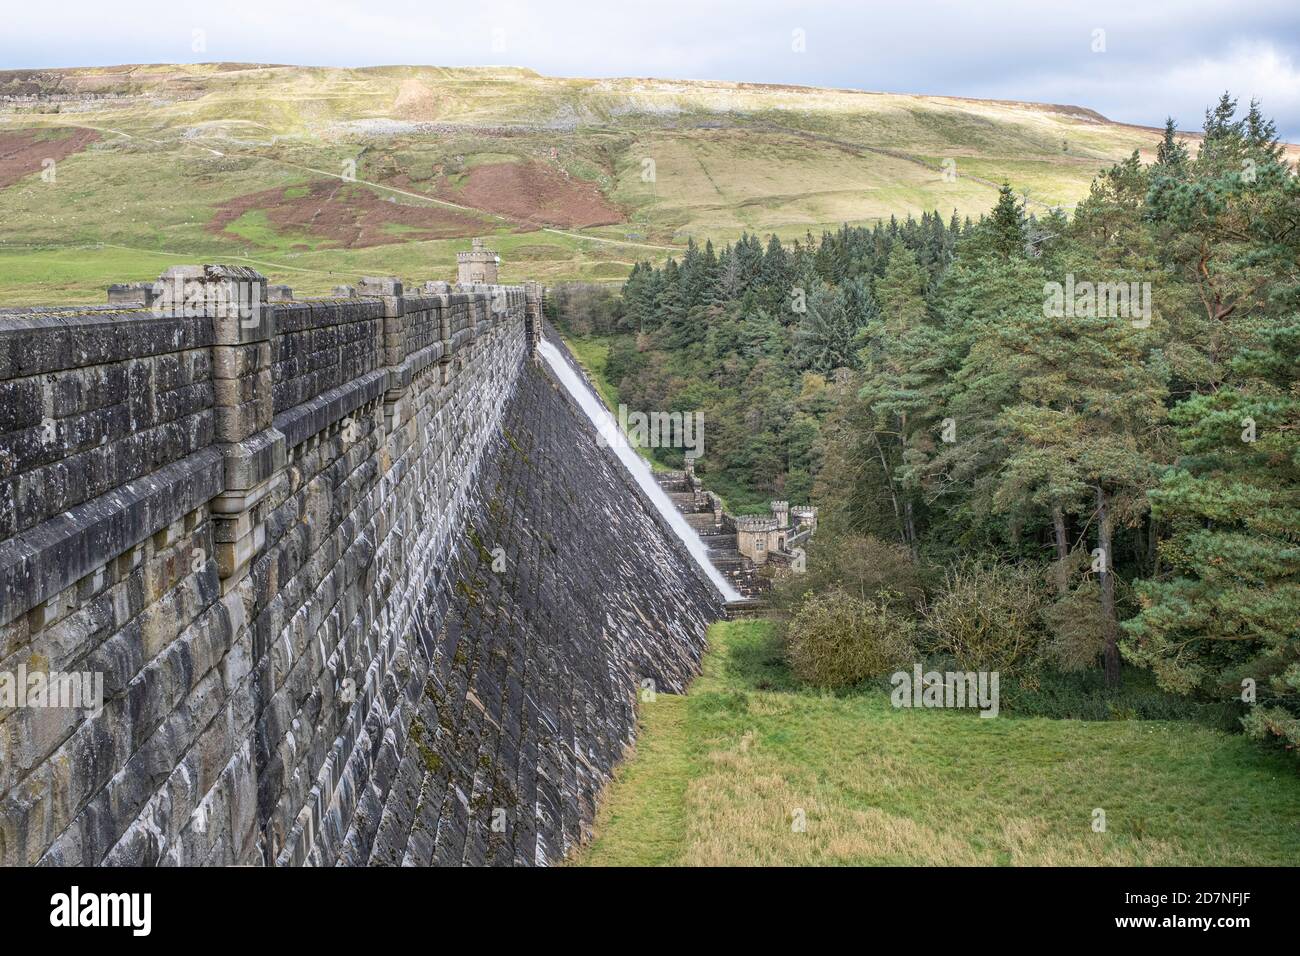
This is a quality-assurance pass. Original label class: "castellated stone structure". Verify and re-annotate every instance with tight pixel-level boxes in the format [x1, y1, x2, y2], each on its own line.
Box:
[456, 238, 500, 286]
[734, 500, 818, 567]
[790, 504, 817, 535]
[734, 515, 783, 563]
[655, 463, 817, 601]
[0, 262, 719, 866]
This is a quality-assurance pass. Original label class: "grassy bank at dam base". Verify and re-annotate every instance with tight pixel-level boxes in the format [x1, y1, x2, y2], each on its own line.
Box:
[573, 620, 1300, 866]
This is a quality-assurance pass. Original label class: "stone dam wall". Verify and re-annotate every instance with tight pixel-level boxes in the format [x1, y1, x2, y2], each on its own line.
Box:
[0, 267, 721, 866]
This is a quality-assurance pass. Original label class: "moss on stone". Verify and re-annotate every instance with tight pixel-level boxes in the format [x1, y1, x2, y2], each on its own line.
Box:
[408, 716, 443, 774]
[466, 526, 495, 566]
[501, 426, 530, 465]
[455, 578, 483, 608]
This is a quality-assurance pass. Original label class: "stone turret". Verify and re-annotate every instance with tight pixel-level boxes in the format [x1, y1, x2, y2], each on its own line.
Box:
[731, 502, 817, 569]
[457, 237, 500, 285]
[735, 514, 782, 565]
[791, 504, 818, 534]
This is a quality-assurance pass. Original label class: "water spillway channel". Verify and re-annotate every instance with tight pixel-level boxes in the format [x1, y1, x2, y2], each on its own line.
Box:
[537, 338, 741, 603]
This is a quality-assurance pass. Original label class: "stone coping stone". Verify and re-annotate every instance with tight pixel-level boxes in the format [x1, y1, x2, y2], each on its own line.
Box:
[0, 447, 224, 626]
[450, 328, 476, 353]
[391, 340, 446, 391]
[0, 310, 212, 378]
[273, 368, 388, 451]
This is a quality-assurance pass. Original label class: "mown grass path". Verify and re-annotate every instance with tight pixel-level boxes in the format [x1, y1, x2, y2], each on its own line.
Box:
[574, 620, 1300, 866]
[572, 694, 692, 866]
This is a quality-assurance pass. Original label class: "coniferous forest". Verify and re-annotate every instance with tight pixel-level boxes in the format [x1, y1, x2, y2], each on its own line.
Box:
[555, 95, 1299, 750]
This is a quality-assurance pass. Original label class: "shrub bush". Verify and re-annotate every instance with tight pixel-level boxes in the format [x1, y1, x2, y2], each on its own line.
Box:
[786, 588, 917, 688]
[920, 558, 1048, 677]
[769, 531, 925, 614]
[1042, 578, 1106, 672]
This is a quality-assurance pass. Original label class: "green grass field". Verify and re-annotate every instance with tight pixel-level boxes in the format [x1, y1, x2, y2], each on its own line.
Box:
[573, 620, 1300, 866]
[0, 63, 1253, 306]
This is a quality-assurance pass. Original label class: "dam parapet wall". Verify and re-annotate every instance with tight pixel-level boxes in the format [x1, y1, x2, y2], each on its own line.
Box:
[0, 264, 550, 865]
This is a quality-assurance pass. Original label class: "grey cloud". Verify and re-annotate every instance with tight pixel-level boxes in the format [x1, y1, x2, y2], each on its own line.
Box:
[2, 0, 1297, 139]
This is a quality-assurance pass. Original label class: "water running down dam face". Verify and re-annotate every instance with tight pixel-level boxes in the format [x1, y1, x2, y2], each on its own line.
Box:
[537, 338, 741, 603]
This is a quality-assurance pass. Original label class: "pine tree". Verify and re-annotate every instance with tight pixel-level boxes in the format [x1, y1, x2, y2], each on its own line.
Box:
[1125, 320, 1300, 742]
[1146, 94, 1293, 387]
[656, 258, 685, 339]
[985, 184, 1027, 260]
[857, 245, 944, 553]
[794, 282, 854, 373]
[1244, 98, 1284, 161]
[922, 228, 1046, 537]
[1154, 117, 1190, 171]
[993, 288, 1168, 685]
[1196, 91, 1245, 172]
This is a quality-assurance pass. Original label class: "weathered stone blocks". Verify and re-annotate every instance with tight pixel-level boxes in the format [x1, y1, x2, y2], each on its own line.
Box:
[0, 265, 715, 868]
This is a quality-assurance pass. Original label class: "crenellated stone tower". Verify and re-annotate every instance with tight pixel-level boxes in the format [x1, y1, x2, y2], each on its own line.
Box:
[456, 237, 500, 285]
[734, 499, 818, 567]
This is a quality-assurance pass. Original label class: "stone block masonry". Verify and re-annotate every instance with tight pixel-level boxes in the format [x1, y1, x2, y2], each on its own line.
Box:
[0, 264, 717, 866]
[357, 357, 715, 866]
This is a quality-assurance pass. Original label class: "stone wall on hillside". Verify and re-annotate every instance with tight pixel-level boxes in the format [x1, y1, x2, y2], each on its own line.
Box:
[0, 266, 717, 867]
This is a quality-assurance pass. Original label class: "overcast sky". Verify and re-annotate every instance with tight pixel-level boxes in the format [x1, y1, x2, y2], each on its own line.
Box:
[5, 0, 1299, 140]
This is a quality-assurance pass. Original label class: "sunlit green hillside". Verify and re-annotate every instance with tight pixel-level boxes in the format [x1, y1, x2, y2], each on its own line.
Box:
[0, 63, 1268, 303]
